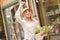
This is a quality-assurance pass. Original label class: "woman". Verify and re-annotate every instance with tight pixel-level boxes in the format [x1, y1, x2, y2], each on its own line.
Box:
[15, 2, 47, 40]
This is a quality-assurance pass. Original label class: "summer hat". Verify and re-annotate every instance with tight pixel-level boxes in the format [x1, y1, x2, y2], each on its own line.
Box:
[22, 8, 33, 16]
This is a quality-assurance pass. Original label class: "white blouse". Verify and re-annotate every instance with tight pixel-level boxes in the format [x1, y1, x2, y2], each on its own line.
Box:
[15, 7, 42, 40]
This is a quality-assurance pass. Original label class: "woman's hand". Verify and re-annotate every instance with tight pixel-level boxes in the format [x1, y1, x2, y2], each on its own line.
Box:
[19, 1, 25, 6]
[41, 32, 48, 36]
[35, 33, 44, 40]
[18, 1, 25, 12]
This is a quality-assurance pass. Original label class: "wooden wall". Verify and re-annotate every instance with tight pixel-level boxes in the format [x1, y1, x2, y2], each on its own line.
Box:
[44, 0, 58, 8]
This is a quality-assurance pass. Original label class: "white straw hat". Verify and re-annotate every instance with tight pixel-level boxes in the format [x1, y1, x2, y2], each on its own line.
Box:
[22, 8, 29, 13]
[22, 8, 32, 16]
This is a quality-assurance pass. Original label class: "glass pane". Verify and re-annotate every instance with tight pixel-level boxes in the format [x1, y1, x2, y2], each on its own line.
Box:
[42, 0, 60, 33]
[5, 8, 13, 40]
[4, 5, 21, 40]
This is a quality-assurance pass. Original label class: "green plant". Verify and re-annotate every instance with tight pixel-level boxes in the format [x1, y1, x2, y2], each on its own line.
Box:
[35, 26, 50, 34]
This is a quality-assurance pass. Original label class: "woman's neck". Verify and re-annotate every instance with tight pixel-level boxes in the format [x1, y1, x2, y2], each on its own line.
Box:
[24, 17, 33, 22]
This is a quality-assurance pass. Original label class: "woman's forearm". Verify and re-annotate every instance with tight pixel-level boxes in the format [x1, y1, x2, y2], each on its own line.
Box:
[15, 2, 25, 24]
[19, 2, 25, 10]
[15, 5, 23, 24]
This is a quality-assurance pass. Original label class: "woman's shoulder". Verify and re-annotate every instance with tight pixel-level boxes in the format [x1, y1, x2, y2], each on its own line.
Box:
[33, 19, 40, 26]
[22, 19, 27, 23]
[33, 19, 38, 22]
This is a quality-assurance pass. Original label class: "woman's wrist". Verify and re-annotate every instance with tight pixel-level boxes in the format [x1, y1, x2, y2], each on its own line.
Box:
[41, 32, 47, 36]
[19, 2, 25, 9]
[19, 2, 25, 7]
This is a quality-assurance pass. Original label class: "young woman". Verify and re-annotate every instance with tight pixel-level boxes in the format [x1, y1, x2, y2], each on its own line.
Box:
[15, 2, 47, 40]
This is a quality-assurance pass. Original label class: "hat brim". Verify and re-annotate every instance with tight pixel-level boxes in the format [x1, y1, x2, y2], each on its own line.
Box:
[22, 8, 32, 16]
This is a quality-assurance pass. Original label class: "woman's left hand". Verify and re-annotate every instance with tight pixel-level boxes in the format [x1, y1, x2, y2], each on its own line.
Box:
[41, 32, 48, 37]
[35, 33, 44, 40]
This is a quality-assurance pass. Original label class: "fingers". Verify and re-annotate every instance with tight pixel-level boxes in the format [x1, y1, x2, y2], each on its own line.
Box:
[41, 32, 47, 36]
[20, 1, 25, 6]
[21, 1, 25, 5]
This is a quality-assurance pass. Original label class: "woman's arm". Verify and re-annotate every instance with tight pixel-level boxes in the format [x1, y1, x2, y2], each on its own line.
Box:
[15, 2, 25, 24]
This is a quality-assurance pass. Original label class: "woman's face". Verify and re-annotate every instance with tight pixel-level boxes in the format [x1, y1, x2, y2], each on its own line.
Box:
[24, 10, 32, 18]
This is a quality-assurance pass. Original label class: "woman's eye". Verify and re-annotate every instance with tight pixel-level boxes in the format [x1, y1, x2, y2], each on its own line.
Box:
[25, 12, 27, 13]
[25, 11, 27, 13]
[29, 10, 31, 12]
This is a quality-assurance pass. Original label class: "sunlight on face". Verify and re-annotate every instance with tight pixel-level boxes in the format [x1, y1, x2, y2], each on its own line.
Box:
[24, 10, 32, 18]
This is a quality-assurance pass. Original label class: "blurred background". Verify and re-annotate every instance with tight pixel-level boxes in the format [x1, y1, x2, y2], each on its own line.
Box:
[0, 0, 60, 40]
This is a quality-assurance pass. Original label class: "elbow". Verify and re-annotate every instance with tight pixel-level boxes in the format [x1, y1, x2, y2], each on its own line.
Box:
[14, 15, 18, 22]
[15, 14, 18, 20]
[15, 15, 20, 21]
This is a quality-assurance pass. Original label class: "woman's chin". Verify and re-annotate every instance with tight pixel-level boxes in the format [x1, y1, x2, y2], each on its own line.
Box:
[26, 16, 31, 18]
